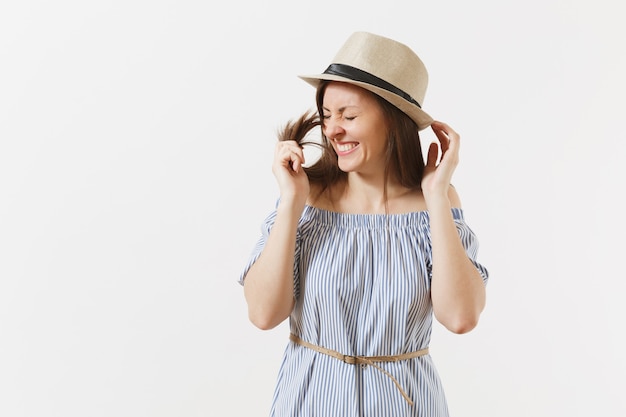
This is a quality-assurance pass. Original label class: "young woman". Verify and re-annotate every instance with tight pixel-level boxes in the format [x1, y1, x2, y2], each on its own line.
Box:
[239, 31, 489, 416]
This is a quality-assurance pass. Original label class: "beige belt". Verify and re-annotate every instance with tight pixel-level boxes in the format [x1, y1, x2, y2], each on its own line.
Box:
[289, 333, 429, 406]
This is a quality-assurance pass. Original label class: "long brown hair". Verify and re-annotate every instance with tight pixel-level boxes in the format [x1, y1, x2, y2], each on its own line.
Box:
[277, 81, 425, 195]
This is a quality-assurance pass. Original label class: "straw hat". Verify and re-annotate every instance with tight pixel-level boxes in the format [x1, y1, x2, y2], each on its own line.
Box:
[299, 31, 433, 131]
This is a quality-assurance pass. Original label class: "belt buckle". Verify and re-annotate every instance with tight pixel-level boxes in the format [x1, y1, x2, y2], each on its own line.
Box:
[342, 354, 357, 365]
[342, 355, 367, 368]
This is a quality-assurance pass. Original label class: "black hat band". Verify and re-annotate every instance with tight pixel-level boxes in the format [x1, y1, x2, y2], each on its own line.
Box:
[323, 63, 422, 108]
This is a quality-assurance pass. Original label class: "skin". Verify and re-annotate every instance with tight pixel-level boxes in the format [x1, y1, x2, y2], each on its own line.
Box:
[243, 82, 486, 333]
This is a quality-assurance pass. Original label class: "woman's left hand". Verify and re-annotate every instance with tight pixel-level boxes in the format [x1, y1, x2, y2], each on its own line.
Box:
[421, 121, 460, 201]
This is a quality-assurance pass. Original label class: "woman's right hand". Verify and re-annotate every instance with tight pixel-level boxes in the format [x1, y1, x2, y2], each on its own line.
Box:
[272, 140, 310, 208]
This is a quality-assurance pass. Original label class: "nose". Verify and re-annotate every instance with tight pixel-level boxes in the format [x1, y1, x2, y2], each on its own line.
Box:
[323, 117, 345, 140]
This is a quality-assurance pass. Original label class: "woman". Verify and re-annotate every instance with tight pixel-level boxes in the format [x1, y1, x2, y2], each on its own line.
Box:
[239, 31, 489, 416]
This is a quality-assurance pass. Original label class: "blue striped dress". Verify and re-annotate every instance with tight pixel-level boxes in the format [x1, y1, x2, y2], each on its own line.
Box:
[240, 205, 489, 417]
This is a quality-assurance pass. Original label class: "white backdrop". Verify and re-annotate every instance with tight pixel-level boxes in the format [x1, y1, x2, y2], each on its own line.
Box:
[1, 1, 625, 416]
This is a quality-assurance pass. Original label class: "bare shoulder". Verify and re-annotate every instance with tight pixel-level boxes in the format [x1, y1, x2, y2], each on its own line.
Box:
[407, 190, 428, 212]
[306, 183, 332, 209]
[448, 184, 462, 209]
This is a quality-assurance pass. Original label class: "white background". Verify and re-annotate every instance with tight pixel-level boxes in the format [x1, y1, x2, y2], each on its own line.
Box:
[1, 1, 625, 416]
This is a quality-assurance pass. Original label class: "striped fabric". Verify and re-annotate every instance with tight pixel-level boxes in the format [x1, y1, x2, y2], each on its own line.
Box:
[239, 205, 489, 417]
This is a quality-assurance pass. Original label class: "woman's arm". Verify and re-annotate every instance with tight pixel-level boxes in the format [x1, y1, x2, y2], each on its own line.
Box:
[428, 187, 486, 334]
[243, 140, 309, 330]
[422, 121, 486, 334]
[243, 200, 301, 330]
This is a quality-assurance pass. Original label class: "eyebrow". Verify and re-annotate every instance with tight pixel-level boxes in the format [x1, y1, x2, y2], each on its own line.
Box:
[322, 105, 358, 112]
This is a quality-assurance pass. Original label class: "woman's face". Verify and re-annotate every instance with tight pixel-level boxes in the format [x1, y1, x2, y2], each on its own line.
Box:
[321, 82, 389, 176]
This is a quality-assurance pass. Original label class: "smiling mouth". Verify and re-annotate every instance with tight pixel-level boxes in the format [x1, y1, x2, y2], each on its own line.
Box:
[336, 142, 358, 152]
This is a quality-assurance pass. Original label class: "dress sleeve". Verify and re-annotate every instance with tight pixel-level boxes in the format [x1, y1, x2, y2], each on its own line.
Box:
[451, 208, 489, 285]
[237, 208, 302, 298]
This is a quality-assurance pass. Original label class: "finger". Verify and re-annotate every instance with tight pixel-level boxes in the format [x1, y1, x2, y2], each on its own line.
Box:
[431, 122, 450, 148]
[291, 152, 303, 173]
[440, 134, 449, 157]
[293, 148, 306, 172]
[276, 142, 306, 169]
[276, 140, 303, 155]
[426, 142, 439, 167]
[283, 149, 305, 173]
[431, 121, 460, 161]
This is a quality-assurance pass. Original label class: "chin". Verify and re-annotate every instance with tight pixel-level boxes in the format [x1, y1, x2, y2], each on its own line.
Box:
[337, 163, 356, 173]
[337, 159, 360, 173]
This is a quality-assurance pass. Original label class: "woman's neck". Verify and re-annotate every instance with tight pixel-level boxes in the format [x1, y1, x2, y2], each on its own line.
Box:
[310, 173, 424, 214]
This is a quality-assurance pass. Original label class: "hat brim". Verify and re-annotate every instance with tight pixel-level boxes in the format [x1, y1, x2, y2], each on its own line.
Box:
[299, 74, 434, 131]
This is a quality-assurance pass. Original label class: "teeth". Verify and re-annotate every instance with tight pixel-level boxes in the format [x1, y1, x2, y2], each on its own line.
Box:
[337, 143, 356, 152]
